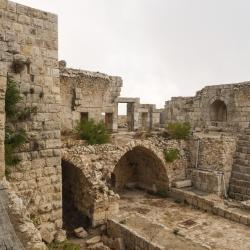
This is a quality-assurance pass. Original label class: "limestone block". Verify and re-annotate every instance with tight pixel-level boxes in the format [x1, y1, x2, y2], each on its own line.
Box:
[74, 227, 88, 239]
[86, 236, 102, 246]
[173, 179, 192, 188]
[54, 229, 67, 243]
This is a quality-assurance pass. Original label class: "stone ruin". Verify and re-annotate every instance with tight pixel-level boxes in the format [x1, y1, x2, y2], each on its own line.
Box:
[0, 0, 250, 249]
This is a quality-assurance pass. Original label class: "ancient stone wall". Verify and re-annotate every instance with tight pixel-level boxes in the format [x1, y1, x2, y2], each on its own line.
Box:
[60, 63, 122, 132]
[0, 0, 62, 238]
[0, 76, 6, 179]
[188, 134, 237, 195]
[164, 82, 250, 131]
[62, 136, 188, 225]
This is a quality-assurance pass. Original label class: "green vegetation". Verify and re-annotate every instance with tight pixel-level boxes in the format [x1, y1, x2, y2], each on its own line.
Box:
[156, 188, 169, 198]
[5, 127, 26, 166]
[48, 241, 80, 250]
[164, 148, 180, 163]
[75, 119, 110, 145]
[165, 122, 191, 139]
[4, 76, 35, 172]
[5, 76, 22, 120]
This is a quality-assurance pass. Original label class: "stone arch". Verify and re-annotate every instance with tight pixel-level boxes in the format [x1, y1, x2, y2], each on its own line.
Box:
[210, 99, 227, 122]
[111, 141, 169, 192]
[61, 157, 93, 231]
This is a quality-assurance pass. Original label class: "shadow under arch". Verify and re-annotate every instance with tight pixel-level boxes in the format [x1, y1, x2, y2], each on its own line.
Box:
[111, 146, 169, 193]
[61, 159, 91, 233]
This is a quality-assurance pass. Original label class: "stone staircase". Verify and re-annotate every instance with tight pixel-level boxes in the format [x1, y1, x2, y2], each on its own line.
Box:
[229, 127, 250, 201]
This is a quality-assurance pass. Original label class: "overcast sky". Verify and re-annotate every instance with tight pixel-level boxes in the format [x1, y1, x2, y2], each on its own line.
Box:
[14, 0, 250, 109]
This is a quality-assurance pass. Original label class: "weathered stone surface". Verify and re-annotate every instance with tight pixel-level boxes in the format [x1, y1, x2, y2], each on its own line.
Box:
[86, 235, 102, 245]
[0, 0, 61, 241]
[74, 227, 88, 239]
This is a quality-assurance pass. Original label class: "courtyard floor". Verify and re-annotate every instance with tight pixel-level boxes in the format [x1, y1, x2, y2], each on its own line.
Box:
[117, 190, 250, 250]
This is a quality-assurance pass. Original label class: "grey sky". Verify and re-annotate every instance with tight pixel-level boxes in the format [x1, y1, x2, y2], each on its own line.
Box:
[14, 0, 250, 109]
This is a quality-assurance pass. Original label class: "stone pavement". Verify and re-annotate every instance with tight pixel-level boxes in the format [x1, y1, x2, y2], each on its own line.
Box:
[0, 184, 24, 250]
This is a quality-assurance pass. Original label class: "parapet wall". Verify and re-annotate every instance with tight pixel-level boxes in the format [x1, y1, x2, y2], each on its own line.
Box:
[0, 0, 62, 238]
[164, 82, 250, 131]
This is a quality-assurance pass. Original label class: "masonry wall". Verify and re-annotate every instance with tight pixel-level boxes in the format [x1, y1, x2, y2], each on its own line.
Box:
[60, 65, 122, 132]
[164, 82, 250, 131]
[0, 0, 62, 238]
[0, 77, 6, 179]
[188, 134, 237, 195]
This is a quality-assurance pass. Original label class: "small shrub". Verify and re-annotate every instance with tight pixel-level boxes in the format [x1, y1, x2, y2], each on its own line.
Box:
[165, 122, 191, 139]
[48, 241, 80, 250]
[164, 148, 180, 163]
[156, 188, 169, 198]
[5, 127, 27, 166]
[5, 76, 22, 120]
[75, 119, 109, 145]
[4, 76, 34, 171]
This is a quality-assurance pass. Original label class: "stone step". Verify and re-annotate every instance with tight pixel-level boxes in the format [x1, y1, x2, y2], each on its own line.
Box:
[244, 128, 250, 135]
[229, 189, 250, 201]
[230, 178, 250, 189]
[232, 164, 250, 174]
[237, 146, 250, 154]
[238, 135, 250, 141]
[229, 184, 250, 196]
[237, 140, 250, 147]
[234, 152, 250, 160]
[234, 159, 250, 167]
[231, 171, 250, 182]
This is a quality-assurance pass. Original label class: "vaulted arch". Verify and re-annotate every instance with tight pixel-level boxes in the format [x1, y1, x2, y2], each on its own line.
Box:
[111, 145, 169, 192]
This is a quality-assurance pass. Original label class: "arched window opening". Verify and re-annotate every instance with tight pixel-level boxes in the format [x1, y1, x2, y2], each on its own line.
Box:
[210, 100, 227, 122]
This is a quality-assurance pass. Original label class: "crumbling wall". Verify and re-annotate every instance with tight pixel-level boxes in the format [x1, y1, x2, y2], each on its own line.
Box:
[0, 0, 62, 239]
[164, 82, 250, 131]
[60, 63, 122, 132]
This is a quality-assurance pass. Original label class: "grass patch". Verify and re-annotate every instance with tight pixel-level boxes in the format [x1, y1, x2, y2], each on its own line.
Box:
[165, 122, 191, 139]
[164, 148, 180, 163]
[48, 241, 80, 250]
[75, 119, 109, 145]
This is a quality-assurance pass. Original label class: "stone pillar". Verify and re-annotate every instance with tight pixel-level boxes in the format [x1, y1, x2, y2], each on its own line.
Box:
[133, 100, 140, 131]
[112, 103, 118, 132]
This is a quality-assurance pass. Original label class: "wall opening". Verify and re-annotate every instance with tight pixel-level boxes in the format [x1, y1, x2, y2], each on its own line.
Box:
[80, 112, 89, 122]
[62, 160, 90, 235]
[118, 103, 129, 131]
[210, 100, 227, 122]
[141, 112, 149, 131]
[112, 146, 168, 193]
[105, 113, 113, 131]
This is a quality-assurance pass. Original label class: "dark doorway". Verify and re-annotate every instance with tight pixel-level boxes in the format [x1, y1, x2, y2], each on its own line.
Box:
[81, 112, 89, 122]
[62, 160, 90, 235]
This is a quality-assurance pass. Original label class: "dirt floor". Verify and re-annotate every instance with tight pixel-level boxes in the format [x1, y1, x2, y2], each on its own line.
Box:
[118, 190, 250, 250]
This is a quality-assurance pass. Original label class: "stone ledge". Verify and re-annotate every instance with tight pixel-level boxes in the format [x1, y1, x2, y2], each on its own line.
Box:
[170, 187, 250, 227]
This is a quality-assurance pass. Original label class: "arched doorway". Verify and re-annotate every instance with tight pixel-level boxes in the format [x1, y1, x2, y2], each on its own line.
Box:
[62, 159, 90, 234]
[112, 146, 169, 193]
[210, 100, 227, 122]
